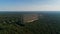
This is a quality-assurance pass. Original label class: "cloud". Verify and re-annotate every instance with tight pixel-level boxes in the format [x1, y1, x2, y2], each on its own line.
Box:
[15, 0, 60, 11]
[0, 0, 60, 11]
[15, 5, 60, 11]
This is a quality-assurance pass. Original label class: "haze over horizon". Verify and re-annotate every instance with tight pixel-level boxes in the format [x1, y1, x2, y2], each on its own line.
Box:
[0, 0, 60, 11]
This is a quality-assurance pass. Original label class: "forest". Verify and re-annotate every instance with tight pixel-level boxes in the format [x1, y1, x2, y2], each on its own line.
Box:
[0, 12, 60, 34]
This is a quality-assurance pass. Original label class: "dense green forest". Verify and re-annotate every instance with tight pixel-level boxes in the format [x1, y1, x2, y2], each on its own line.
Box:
[0, 12, 60, 34]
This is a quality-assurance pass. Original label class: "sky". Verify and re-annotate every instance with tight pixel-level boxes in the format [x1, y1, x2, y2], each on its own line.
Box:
[0, 0, 60, 11]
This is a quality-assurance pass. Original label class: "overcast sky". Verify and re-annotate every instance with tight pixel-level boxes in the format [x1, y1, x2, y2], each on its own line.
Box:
[0, 0, 60, 11]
